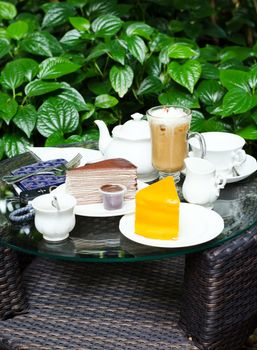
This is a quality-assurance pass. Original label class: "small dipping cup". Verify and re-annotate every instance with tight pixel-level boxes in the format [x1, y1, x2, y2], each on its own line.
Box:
[99, 184, 127, 210]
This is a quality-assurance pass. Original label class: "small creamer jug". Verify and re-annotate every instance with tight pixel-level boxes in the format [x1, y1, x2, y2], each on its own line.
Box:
[182, 157, 226, 209]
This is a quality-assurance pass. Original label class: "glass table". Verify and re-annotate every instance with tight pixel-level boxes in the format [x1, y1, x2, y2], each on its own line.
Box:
[0, 150, 256, 350]
[0, 150, 256, 262]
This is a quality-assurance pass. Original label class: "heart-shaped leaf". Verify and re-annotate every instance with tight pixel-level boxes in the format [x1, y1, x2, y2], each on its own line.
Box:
[0, 92, 18, 124]
[197, 80, 225, 105]
[42, 3, 75, 28]
[37, 97, 79, 137]
[161, 43, 198, 60]
[38, 57, 81, 80]
[1, 58, 39, 90]
[6, 21, 28, 40]
[0, 39, 10, 58]
[222, 88, 254, 116]
[236, 125, 257, 140]
[219, 46, 252, 62]
[92, 14, 123, 37]
[60, 29, 82, 48]
[159, 88, 200, 108]
[220, 69, 249, 91]
[25, 80, 63, 97]
[21, 32, 64, 57]
[137, 76, 163, 95]
[0, 1, 16, 20]
[125, 35, 147, 64]
[95, 94, 119, 108]
[109, 65, 134, 98]
[1, 61, 25, 90]
[13, 105, 37, 138]
[57, 83, 89, 111]
[3, 133, 31, 158]
[201, 63, 219, 80]
[69, 16, 90, 31]
[145, 56, 162, 77]
[190, 111, 205, 132]
[126, 22, 154, 40]
[107, 40, 126, 65]
[168, 60, 202, 93]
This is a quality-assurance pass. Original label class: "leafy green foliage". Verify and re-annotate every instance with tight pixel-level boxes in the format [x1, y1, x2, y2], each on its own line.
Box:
[0, 0, 256, 158]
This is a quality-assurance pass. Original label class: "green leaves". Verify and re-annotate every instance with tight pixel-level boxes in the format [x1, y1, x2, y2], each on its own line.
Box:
[13, 105, 37, 138]
[25, 80, 64, 97]
[1, 58, 39, 91]
[109, 65, 134, 97]
[6, 21, 28, 40]
[92, 15, 123, 37]
[21, 32, 63, 57]
[160, 43, 198, 63]
[3, 134, 31, 158]
[69, 17, 90, 31]
[42, 3, 75, 28]
[0, 92, 18, 124]
[37, 97, 79, 137]
[197, 80, 225, 105]
[0, 1, 16, 20]
[38, 57, 81, 79]
[222, 88, 257, 116]
[168, 60, 202, 93]
[125, 35, 147, 64]
[95, 94, 118, 108]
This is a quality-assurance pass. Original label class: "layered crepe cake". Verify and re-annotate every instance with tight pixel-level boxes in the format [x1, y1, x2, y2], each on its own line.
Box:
[65, 158, 137, 205]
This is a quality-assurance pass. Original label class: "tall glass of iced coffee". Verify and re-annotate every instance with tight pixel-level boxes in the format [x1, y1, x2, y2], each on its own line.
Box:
[147, 105, 204, 183]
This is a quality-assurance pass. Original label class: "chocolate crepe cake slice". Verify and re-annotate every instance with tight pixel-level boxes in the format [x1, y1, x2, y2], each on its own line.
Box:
[66, 158, 137, 205]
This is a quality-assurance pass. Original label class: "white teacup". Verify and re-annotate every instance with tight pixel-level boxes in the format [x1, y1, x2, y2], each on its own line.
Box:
[188, 132, 246, 177]
[31, 193, 76, 242]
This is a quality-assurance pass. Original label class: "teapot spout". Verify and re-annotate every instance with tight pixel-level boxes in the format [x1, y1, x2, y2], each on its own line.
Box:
[94, 120, 112, 154]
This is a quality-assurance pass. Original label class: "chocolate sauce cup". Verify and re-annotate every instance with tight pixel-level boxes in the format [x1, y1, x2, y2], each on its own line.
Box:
[99, 184, 127, 210]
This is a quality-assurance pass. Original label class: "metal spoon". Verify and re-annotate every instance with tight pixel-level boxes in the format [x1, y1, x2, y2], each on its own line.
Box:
[52, 196, 60, 211]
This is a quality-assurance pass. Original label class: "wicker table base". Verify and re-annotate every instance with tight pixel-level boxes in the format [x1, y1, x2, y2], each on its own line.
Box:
[0, 256, 198, 350]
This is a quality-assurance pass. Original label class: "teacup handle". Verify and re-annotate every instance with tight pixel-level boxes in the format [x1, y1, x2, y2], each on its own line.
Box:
[188, 132, 206, 159]
[232, 149, 246, 167]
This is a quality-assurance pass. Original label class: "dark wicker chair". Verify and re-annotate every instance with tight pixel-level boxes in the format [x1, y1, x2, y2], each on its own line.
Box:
[0, 225, 257, 349]
[0, 253, 198, 350]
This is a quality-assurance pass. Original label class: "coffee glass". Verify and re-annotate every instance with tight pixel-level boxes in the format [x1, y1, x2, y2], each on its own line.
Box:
[146, 105, 206, 183]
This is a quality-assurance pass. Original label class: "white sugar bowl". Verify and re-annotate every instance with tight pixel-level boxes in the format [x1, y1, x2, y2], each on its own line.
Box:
[31, 193, 76, 242]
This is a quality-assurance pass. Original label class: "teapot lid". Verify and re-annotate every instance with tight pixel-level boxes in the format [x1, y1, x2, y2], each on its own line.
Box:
[112, 113, 150, 141]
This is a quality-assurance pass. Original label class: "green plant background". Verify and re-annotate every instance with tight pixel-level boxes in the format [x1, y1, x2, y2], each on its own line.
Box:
[0, 0, 256, 158]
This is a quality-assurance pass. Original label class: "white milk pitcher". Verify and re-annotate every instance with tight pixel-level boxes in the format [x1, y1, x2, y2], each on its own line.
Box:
[182, 157, 226, 209]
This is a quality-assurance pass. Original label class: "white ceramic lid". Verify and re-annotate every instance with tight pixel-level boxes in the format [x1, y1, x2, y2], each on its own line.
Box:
[112, 113, 150, 141]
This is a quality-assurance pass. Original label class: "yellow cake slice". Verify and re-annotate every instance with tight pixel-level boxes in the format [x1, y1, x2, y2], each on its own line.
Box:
[135, 176, 180, 240]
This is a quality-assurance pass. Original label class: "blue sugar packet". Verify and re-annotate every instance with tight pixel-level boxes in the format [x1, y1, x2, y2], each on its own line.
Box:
[11, 159, 67, 191]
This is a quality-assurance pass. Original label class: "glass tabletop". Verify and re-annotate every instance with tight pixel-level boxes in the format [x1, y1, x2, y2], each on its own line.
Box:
[0, 149, 256, 262]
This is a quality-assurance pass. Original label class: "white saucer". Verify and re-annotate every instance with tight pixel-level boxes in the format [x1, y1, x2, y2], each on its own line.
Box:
[182, 154, 256, 184]
[52, 181, 148, 217]
[119, 203, 224, 248]
[225, 154, 257, 183]
[28, 147, 104, 166]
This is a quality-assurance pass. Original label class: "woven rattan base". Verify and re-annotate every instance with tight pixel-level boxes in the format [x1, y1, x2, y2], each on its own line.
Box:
[0, 247, 28, 320]
[0, 256, 198, 350]
[180, 225, 257, 350]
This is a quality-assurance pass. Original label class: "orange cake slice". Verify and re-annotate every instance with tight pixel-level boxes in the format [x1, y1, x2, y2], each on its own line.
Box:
[135, 176, 180, 240]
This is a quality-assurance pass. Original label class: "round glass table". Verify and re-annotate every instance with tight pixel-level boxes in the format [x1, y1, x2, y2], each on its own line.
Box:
[0, 150, 256, 263]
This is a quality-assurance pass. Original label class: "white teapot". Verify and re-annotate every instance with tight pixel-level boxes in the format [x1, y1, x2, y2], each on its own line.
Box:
[95, 113, 158, 181]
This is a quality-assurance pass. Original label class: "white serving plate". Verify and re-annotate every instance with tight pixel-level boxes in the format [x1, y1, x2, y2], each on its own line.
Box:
[119, 203, 224, 248]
